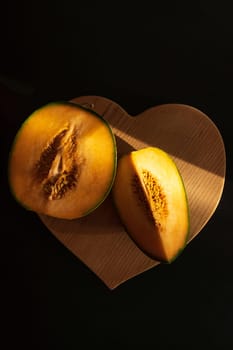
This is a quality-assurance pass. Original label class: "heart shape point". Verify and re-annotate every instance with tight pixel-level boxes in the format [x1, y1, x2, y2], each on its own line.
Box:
[39, 96, 226, 289]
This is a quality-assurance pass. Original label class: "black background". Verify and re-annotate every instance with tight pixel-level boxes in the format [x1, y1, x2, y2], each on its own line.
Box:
[2, 1, 233, 348]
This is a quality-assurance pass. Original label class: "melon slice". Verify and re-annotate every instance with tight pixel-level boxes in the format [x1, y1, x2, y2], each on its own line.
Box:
[112, 147, 189, 262]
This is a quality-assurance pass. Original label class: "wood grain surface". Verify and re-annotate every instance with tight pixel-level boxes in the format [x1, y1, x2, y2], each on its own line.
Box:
[39, 96, 226, 289]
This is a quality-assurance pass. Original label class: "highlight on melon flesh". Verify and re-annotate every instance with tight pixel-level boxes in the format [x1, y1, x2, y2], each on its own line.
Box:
[8, 101, 117, 219]
[112, 147, 189, 263]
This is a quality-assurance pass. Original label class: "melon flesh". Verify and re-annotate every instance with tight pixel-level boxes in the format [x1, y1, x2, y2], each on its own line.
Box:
[112, 147, 189, 262]
[9, 102, 117, 219]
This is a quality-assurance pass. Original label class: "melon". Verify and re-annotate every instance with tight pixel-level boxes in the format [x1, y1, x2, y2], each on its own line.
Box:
[112, 147, 189, 262]
[8, 101, 117, 219]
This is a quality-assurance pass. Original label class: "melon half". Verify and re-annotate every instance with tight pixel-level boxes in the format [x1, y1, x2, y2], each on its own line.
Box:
[9, 101, 117, 219]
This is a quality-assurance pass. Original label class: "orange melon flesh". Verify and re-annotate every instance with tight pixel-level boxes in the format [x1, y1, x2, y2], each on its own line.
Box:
[9, 102, 117, 219]
[112, 147, 189, 262]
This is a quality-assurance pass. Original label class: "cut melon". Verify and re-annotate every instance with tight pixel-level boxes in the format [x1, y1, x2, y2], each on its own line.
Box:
[9, 101, 117, 219]
[112, 147, 189, 262]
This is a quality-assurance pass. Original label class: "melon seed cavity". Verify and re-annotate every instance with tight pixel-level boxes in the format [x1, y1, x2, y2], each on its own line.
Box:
[132, 169, 168, 229]
[132, 173, 155, 223]
[33, 124, 79, 200]
[142, 169, 168, 228]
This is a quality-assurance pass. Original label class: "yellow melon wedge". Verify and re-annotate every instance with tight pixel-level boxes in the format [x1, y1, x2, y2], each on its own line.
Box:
[112, 147, 189, 262]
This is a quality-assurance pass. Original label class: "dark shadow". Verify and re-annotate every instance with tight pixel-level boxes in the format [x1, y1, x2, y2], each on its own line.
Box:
[115, 135, 136, 158]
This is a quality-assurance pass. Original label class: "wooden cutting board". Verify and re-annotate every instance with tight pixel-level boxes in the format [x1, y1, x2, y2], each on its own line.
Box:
[39, 95, 226, 289]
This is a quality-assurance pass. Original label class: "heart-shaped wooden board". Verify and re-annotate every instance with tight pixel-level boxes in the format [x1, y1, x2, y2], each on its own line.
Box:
[39, 96, 226, 289]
